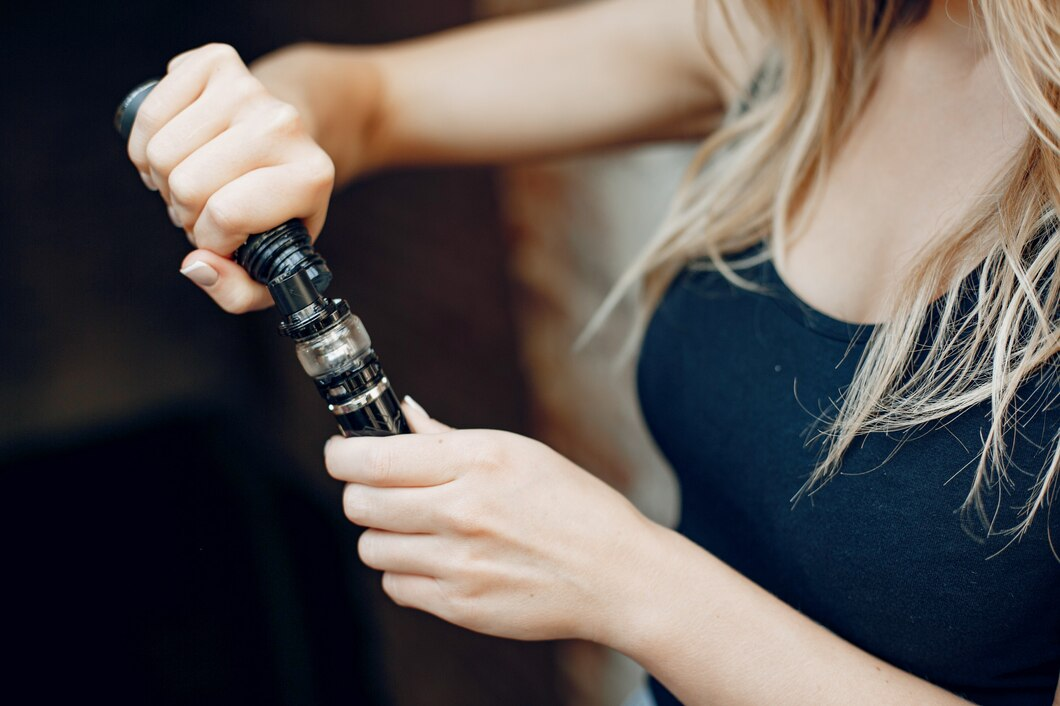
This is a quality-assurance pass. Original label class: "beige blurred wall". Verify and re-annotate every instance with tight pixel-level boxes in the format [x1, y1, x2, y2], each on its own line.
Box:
[475, 1, 700, 703]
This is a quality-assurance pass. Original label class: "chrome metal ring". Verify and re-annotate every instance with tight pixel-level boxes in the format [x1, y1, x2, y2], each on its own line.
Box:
[329, 377, 390, 415]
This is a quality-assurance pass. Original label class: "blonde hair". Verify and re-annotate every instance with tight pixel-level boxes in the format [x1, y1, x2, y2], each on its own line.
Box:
[588, 0, 1059, 547]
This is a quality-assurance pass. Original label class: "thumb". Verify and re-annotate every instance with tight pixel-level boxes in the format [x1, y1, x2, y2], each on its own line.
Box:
[179, 249, 274, 314]
[401, 396, 453, 434]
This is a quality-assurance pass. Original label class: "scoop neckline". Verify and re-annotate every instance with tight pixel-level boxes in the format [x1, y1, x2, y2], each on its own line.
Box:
[759, 258, 878, 344]
[686, 243, 985, 345]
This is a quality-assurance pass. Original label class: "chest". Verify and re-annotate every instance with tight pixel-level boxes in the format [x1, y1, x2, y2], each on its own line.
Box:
[781, 35, 1027, 324]
[636, 266, 1060, 689]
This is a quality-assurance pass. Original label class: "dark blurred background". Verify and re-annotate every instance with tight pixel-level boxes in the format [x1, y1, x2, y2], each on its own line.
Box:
[1, 1, 561, 703]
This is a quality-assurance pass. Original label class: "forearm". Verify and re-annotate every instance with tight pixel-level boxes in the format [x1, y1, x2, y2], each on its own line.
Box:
[251, 0, 722, 186]
[609, 521, 972, 706]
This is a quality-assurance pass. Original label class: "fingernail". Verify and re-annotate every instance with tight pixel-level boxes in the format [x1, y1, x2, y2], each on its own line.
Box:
[403, 395, 427, 416]
[180, 260, 219, 287]
[140, 171, 158, 191]
[167, 205, 183, 228]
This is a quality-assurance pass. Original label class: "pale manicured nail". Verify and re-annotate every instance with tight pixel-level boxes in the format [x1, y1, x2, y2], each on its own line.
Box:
[403, 395, 427, 416]
[167, 205, 183, 228]
[140, 171, 158, 191]
[180, 260, 219, 287]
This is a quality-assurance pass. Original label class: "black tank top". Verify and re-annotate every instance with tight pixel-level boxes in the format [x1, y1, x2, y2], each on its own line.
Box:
[637, 251, 1060, 705]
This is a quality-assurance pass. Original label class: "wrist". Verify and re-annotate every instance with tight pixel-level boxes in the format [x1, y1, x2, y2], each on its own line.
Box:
[595, 517, 723, 668]
[251, 43, 384, 184]
[586, 510, 683, 655]
[250, 44, 324, 136]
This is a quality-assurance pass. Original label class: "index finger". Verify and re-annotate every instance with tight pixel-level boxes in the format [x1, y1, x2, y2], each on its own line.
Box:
[325, 431, 476, 487]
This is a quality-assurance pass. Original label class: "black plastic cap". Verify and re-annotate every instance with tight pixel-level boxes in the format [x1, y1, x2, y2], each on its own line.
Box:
[114, 79, 159, 140]
[268, 268, 321, 317]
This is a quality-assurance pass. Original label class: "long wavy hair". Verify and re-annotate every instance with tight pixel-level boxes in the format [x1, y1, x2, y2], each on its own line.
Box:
[587, 0, 1059, 546]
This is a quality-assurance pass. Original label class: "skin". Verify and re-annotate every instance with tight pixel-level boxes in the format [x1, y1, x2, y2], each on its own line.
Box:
[782, 0, 1029, 323]
[127, 0, 1060, 702]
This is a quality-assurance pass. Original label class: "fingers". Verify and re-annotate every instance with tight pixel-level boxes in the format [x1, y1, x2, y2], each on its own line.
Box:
[166, 116, 323, 245]
[142, 76, 264, 205]
[402, 396, 453, 434]
[125, 42, 336, 316]
[179, 249, 274, 313]
[190, 160, 332, 254]
[128, 43, 245, 180]
[343, 484, 444, 534]
[325, 430, 489, 487]
[359, 531, 450, 576]
[380, 572, 449, 612]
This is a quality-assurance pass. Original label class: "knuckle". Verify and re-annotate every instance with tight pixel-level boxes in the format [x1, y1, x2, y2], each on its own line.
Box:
[143, 134, 176, 174]
[455, 543, 482, 574]
[445, 496, 482, 536]
[125, 140, 145, 169]
[167, 43, 235, 72]
[440, 590, 476, 624]
[202, 42, 242, 66]
[233, 74, 266, 101]
[166, 168, 200, 209]
[307, 151, 336, 191]
[201, 197, 244, 242]
[468, 432, 506, 474]
[265, 101, 303, 136]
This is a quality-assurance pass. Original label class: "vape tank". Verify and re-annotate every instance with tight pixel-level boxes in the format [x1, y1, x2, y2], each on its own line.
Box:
[116, 80, 408, 437]
[269, 269, 408, 436]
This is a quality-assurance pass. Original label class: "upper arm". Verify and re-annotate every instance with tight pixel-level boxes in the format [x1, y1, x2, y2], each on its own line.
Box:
[691, 0, 772, 109]
[606, 0, 772, 137]
[370, 0, 773, 165]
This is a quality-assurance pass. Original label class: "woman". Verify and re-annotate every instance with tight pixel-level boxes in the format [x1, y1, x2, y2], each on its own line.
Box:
[126, 0, 1059, 703]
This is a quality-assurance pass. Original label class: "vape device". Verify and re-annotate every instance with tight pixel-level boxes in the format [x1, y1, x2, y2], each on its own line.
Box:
[116, 79, 408, 437]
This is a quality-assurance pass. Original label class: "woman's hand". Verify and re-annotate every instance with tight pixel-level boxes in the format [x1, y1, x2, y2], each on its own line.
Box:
[126, 43, 335, 313]
[324, 399, 655, 643]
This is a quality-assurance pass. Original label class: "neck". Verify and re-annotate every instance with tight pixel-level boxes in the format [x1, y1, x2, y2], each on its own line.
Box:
[922, 0, 989, 58]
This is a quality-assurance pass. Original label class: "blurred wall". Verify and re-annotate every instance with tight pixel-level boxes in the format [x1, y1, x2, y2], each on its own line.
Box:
[474, 2, 693, 704]
[2, 2, 559, 704]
